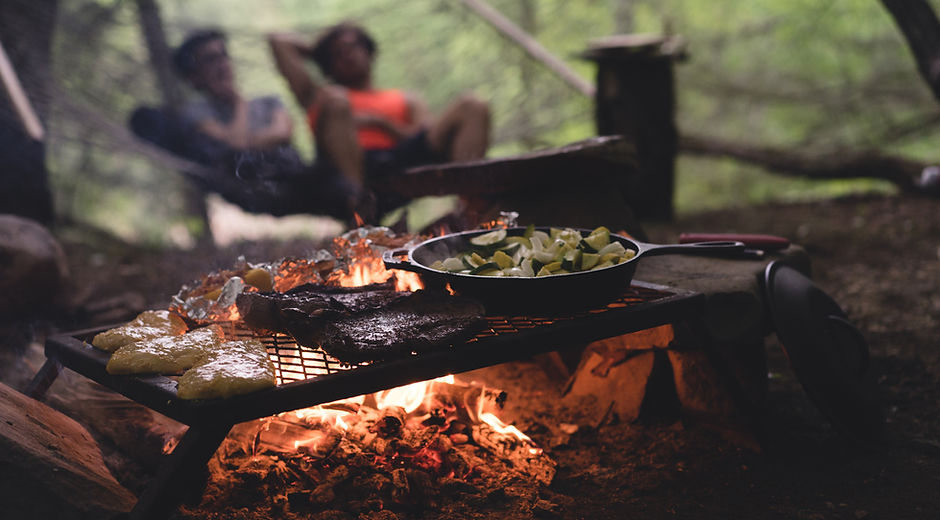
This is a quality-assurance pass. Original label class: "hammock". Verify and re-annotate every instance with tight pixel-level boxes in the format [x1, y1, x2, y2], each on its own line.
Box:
[53, 89, 357, 220]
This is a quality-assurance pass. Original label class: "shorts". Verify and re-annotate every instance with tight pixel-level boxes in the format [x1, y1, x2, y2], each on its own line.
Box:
[363, 129, 445, 179]
[362, 129, 446, 213]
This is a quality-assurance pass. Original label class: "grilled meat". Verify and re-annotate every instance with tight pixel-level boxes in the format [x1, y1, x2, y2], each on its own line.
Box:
[235, 281, 406, 331]
[286, 289, 487, 364]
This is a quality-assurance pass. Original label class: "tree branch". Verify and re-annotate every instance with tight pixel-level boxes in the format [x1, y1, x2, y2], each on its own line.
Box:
[679, 132, 923, 192]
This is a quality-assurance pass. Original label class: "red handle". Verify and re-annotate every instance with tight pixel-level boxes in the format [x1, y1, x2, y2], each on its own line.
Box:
[678, 233, 790, 250]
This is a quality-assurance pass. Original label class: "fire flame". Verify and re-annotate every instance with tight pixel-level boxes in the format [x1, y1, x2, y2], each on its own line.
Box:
[374, 375, 456, 414]
[328, 235, 423, 292]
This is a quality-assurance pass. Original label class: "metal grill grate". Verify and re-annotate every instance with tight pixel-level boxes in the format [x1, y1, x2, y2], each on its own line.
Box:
[218, 284, 673, 386]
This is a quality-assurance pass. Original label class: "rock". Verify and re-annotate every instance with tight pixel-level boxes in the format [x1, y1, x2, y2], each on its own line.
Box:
[0, 214, 68, 317]
[0, 381, 136, 520]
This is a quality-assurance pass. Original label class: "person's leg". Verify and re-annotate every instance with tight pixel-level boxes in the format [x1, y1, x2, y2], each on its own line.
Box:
[315, 86, 364, 187]
[313, 87, 377, 222]
[426, 92, 490, 162]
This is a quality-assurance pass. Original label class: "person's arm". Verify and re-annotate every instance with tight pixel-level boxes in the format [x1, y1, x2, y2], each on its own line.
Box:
[245, 104, 294, 149]
[353, 91, 429, 140]
[195, 95, 252, 149]
[268, 32, 320, 109]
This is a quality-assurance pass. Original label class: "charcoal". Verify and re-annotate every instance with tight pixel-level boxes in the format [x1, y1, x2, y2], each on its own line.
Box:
[286, 290, 487, 364]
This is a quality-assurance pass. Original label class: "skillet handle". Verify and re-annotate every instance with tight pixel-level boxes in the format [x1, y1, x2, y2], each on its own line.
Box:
[381, 248, 423, 273]
[636, 240, 747, 257]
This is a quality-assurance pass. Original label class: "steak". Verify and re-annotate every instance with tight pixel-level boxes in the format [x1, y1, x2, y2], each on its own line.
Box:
[285, 290, 487, 364]
[236, 282, 407, 331]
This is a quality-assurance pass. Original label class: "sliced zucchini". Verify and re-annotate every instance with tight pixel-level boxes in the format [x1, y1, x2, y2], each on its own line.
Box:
[469, 262, 501, 275]
[578, 238, 598, 253]
[505, 237, 530, 253]
[561, 249, 582, 271]
[442, 257, 465, 272]
[470, 229, 507, 247]
[582, 229, 611, 252]
[580, 252, 601, 270]
[499, 242, 522, 256]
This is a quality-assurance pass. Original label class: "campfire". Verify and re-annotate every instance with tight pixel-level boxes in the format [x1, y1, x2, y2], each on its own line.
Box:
[26, 221, 750, 520]
[165, 227, 556, 516]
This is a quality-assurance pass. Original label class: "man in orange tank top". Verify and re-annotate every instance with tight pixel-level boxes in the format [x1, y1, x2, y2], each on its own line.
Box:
[269, 22, 490, 216]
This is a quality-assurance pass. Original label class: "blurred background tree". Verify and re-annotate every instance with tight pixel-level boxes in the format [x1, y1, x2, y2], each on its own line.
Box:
[5, 0, 936, 246]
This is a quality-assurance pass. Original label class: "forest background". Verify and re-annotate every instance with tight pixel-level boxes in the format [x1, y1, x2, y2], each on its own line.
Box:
[40, 0, 939, 246]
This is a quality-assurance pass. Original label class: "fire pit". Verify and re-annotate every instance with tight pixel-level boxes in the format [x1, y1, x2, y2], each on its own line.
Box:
[28, 280, 706, 519]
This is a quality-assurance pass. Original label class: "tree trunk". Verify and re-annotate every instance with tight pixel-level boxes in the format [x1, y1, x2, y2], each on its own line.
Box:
[880, 0, 940, 103]
[0, 0, 57, 224]
[135, 0, 182, 109]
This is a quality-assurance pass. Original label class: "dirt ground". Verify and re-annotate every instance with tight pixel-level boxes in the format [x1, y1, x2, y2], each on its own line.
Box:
[30, 193, 940, 519]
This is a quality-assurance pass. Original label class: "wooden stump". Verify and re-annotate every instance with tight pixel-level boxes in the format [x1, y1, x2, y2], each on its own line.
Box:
[582, 35, 687, 221]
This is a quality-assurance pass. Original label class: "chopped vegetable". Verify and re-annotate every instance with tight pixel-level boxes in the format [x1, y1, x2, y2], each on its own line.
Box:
[469, 229, 507, 247]
[432, 226, 635, 278]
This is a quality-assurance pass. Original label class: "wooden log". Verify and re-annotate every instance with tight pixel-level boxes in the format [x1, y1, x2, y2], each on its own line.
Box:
[381, 135, 637, 198]
[562, 348, 656, 424]
[0, 382, 137, 520]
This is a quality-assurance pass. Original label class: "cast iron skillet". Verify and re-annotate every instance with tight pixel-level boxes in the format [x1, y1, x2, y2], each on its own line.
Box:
[383, 227, 745, 313]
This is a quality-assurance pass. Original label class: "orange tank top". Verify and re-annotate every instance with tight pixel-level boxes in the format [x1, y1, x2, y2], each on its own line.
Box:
[306, 88, 410, 150]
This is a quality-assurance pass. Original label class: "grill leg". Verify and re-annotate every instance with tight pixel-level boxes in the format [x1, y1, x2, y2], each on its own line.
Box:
[128, 422, 233, 520]
[24, 357, 62, 400]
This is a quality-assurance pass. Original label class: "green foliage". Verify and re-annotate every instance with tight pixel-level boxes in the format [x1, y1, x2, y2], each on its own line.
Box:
[44, 0, 939, 247]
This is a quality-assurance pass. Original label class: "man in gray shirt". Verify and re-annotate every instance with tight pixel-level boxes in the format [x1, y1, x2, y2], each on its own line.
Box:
[170, 29, 362, 219]
[174, 29, 293, 153]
